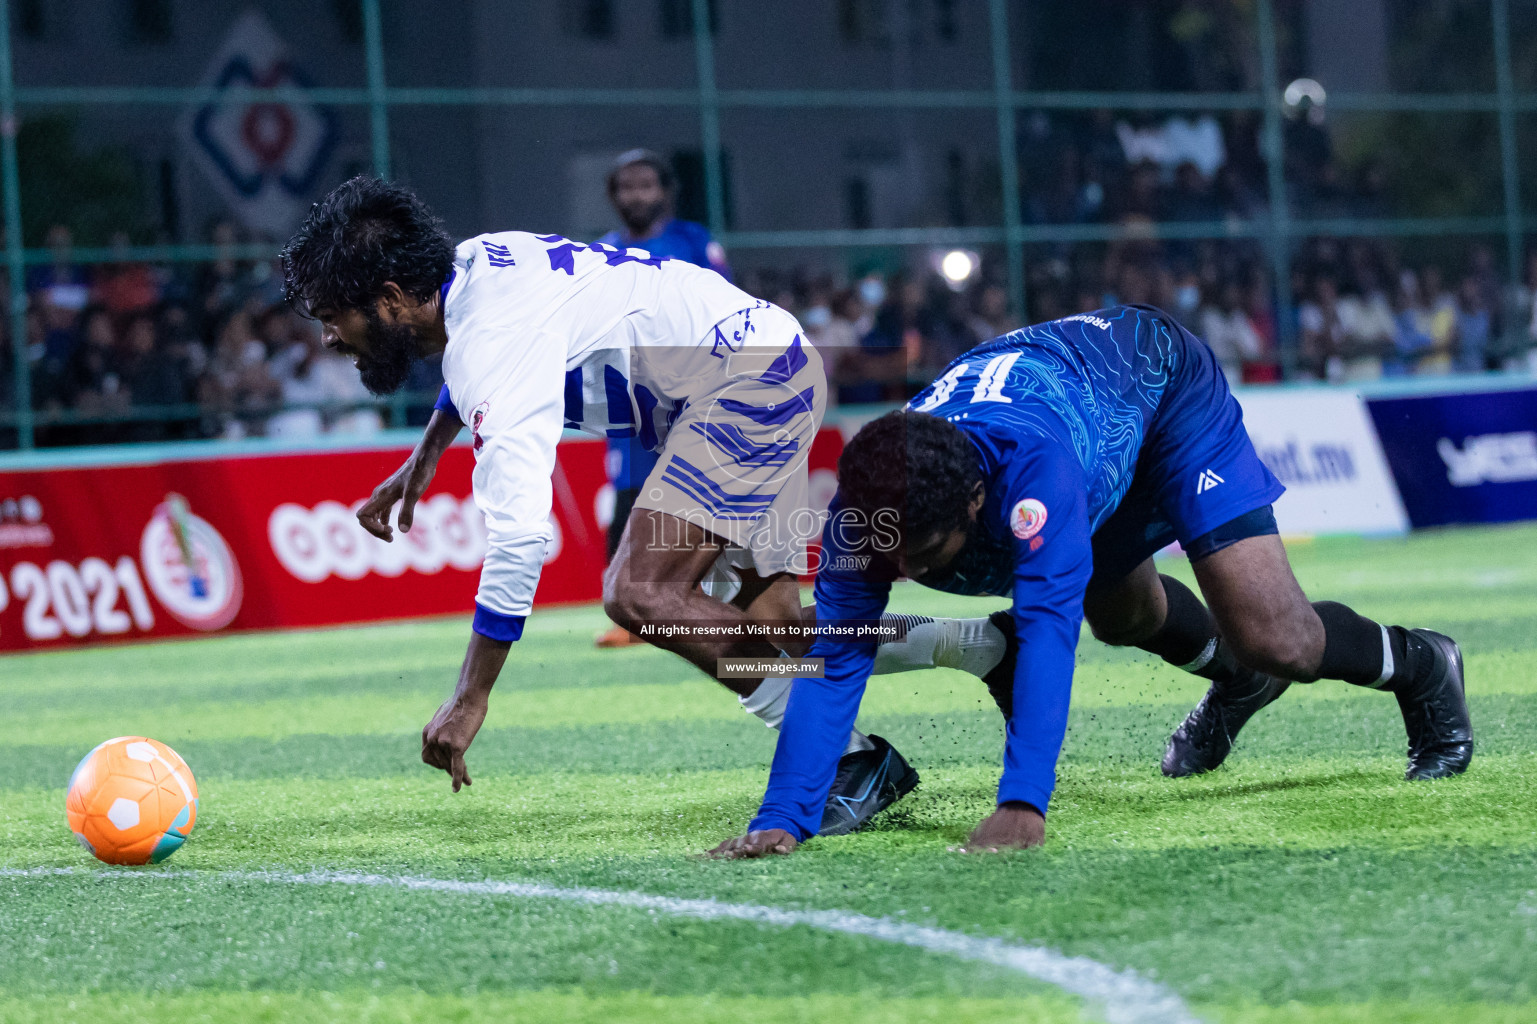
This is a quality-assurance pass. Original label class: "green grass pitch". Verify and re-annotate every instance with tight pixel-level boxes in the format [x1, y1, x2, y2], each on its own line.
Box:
[3, 524, 1536, 1023]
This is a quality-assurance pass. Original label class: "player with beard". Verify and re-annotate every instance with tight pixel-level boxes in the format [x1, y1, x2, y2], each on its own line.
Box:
[597, 149, 731, 279]
[281, 177, 1021, 836]
[709, 305, 1472, 858]
[593, 150, 732, 649]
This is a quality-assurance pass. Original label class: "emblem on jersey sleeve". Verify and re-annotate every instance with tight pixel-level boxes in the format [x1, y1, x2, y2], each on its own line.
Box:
[1010, 498, 1048, 540]
[470, 401, 490, 455]
[1196, 468, 1224, 493]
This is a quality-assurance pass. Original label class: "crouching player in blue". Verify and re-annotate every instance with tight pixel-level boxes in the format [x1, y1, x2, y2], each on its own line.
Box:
[709, 305, 1473, 857]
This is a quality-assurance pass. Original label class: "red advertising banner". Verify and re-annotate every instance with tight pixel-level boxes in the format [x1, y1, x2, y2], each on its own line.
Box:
[0, 428, 844, 652]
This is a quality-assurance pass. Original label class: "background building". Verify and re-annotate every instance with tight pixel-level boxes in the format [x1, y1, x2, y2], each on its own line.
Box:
[5, 0, 1537, 446]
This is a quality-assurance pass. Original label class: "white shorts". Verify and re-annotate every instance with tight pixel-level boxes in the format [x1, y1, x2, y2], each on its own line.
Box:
[633, 304, 827, 583]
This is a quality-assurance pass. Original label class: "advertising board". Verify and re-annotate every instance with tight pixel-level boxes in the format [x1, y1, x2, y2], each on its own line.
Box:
[0, 427, 845, 652]
[1367, 387, 1537, 528]
[0, 442, 598, 652]
[1236, 389, 1410, 536]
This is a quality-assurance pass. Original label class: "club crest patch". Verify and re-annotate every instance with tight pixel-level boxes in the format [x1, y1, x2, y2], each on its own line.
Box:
[1010, 498, 1048, 540]
[471, 401, 490, 455]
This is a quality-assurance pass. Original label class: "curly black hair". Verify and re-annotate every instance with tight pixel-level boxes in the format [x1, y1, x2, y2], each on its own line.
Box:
[837, 410, 982, 544]
[281, 176, 454, 318]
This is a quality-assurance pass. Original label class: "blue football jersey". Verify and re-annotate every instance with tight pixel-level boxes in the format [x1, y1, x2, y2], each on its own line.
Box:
[749, 305, 1281, 841]
[911, 307, 1178, 542]
[595, 218, 731, 282]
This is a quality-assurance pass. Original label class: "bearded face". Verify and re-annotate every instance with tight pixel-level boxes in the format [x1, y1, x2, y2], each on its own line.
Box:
[611, 163, 670, 236]
[356, 308, 421, 395]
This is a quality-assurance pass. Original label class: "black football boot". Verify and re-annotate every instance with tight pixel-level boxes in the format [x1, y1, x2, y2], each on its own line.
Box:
[818, 735, 920, 836]
[1162, 667, 1292, 777]
[1394, 628, 1473, 780]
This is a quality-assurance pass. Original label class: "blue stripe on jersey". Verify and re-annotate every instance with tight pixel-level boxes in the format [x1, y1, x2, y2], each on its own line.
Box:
[760, 333, 807, 384]
[635, 384, 661, 451]
[689, 420, 799, 467]
[472, 603, 526, 642]
[667, 398, 687, 430]
[563, 369, 583, 426]
[604, 365, 634, 425]
[660, 456, 775, 515]
[659, 466, 767, 521]
[434, 383, 458, 420]
[664, 456, 776, 508]
[717, 383, 816, 427]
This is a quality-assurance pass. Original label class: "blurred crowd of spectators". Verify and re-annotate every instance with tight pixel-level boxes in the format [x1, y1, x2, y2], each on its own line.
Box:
[741, 234, 1537, 408]
[1010, 109, 1396, 232]
[739, 108, 1537, 405]
[15, 221, 410, 446]
[10, 160, 1537, 447]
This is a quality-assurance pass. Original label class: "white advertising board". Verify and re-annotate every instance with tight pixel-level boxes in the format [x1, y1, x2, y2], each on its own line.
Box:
[1236, 388, 1409, 536]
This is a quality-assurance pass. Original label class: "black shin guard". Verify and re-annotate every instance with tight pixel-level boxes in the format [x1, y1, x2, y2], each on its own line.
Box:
[1312, 600, 1417, 688]
[1138, 575, 1239, 681]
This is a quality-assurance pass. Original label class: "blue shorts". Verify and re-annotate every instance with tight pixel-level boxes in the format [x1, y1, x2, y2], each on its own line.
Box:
[1090, 315, 1285, 582]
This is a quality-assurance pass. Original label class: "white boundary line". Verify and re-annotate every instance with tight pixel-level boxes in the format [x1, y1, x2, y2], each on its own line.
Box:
[3, 866, 1201, 1024]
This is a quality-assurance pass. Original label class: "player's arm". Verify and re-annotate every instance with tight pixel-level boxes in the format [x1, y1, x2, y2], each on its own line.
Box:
[420, 631, 511, 791]
[420, 339, 566, 792]
[709, 502, 894, 856]
[965, 447, 1093, 852]
[357, 389, 464, 541]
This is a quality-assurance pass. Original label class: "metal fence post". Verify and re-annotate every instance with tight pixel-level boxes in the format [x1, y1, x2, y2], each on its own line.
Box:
[1255, 0, 1296, 377]
[988, 0, 1026, 321]
[362, 0, 391, 180]
[1492, 0, 1525, 354]
[690, 0, 727, 238]
[0, 0, 31, 448]
[360, 0, 408, 426]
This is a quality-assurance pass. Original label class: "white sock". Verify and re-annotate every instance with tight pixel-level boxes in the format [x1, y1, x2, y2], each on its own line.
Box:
[1373, 623, 1396, 688]
[738, 674, 792, 728]
[737, 674, 874, 754]
[842, 730, 877, 754]
[873, 614, 1007, 677]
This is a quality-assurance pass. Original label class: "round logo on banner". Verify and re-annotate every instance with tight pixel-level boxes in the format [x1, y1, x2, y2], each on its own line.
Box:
[139, 495, 243, 631]
[1009, 498, 1048, 540]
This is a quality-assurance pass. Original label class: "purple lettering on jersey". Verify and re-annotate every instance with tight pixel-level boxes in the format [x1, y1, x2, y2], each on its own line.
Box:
[709, 321, 740, 358]
[541, 235, 670, 275]
[708, 304, 764, 359]
[589, 242, 670, 270]
[543, 240, 585, 275]
[483, 241, 516, 267]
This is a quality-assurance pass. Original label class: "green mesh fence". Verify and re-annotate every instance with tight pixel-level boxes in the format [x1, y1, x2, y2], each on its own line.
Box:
[0, 0, 1530, 447]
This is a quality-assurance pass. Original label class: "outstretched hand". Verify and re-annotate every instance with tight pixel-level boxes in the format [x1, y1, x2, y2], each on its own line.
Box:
[958, 802, 1046, 853]
[705, 829, 800, 859]
[358, 412, 461, 541]
[357, 453, 435, 542]
[421, 692, 488, 792]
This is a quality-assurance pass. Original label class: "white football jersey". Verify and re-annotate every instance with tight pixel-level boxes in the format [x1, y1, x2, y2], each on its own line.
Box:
[438, 230, 768, 623]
